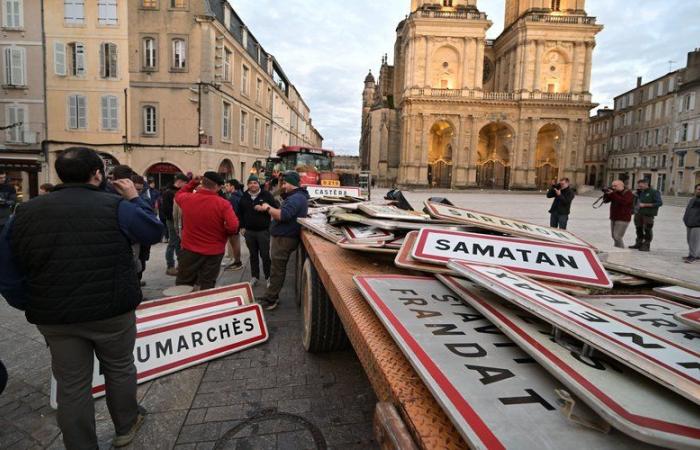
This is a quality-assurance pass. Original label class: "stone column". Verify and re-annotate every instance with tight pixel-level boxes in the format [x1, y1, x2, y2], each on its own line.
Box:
[583, 42, 594, 93]
[424, 37, 432, 87]
[570, 42, 581, 93]
[514, 41, 524, 92]
[522, 40, 535, 92]
[468, 117, 479, 185]
[533, 40, 543, 91]
[467, 38, 477, 89]
[461, 37, 469, 89]
[494, 57, 500, 90]
[474, 39, 485, 90]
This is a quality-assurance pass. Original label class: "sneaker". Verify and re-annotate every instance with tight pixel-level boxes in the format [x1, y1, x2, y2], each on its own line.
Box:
[639, 244, 650, 252]
[225, 261, 244, 271]
[266, 278, 271, 289]
[264, 298, 279, 311]
[628, 243, 642, 249]
[112, 405, 147, 447]
[251, 277, 259, 287]
[166, 267, 178, 276]
[685, 257, 698, 264]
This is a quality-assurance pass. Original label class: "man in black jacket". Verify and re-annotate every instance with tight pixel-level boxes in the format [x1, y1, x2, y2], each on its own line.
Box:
[9, 147, 164, 449]
[546, 177, 575, 230]
[161, 173, 189, 276]
[238, 175, 277, 286]
[0, 170, 17, 234]
[684, 184, 700, 263]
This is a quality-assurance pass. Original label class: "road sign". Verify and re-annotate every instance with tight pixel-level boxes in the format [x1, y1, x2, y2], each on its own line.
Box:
[331, 211, 471, 231]
[677, 309, 700, 332]
[654, 286, 700, 307]
[51, 305, 268, 407]
[337, 239, 397, 254]
[298, 218, 345, 243]
[341, 225, 394, 243]
[411, 229, 612, 289]
[439, 275, 700, 449]
[305, 185, 363, 199]
[139, 282, 254, 309]
[447, 261, 700, 405]
[424, 202, 595, 250]
[353, 275, 651, 450]
[577, 296, 699, 348]
[394, 231, 453, 274]
[358, 204, 432, 222]
[137, 296, 245, 330]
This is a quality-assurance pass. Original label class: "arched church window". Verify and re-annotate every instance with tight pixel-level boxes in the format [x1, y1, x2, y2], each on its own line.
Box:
[551, 0, 561, 11]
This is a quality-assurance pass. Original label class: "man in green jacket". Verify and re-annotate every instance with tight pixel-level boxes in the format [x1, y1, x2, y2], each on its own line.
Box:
[629, 179, 663, 252]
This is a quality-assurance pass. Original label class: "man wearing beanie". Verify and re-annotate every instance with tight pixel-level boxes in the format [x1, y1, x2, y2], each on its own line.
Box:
[175, 172, 239, 290]
[238, 175, 278, 286]
[255, 171, 309, 310]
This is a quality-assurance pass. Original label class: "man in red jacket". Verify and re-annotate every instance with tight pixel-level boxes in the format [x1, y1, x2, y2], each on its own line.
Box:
[603, 179, 635, 248]
[175, 172, 239, 290]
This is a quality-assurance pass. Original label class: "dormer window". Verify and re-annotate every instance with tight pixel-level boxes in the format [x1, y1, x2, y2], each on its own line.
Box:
[242, 28, 248, 49]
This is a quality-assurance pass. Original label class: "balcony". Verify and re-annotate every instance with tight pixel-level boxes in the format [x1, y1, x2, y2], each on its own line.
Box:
[414, 9, 488, 21]
[404, 88, 592, 103]
[525, 13, 597, 25]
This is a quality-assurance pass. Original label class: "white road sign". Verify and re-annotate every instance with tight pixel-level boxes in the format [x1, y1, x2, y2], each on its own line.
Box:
[353, 275, 652, 450]
[305, 185, 363, 198]
[412, 229, 612, 288]
[439, 275, 700, 449]
[425, 202, 595, 249]
[654, 286, 700, 307]
[358, 204, 432, 222]
[137, 296, 245, 330]
[448, 261, 700, 405]
[51, 305, 267, 407]
[298, 217, 345, 243]
[337, 239, 397, 254]
[677, 309, 700, 332]
[340, 225, 394, 243]
[394, 231, 453, 274]
[138, 282, 254, 308]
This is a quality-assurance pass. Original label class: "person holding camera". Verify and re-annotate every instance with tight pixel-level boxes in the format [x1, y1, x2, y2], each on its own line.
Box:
[630, 179, 663, 252]
[683, 184, 700, 263]
[603, 180, 635, 248]
[546, 178, 575, 230]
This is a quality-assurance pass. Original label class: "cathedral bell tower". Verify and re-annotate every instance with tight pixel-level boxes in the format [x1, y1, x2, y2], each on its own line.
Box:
[362, 70, 376, 118]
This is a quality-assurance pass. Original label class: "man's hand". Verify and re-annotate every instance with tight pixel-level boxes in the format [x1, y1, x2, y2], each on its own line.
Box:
[639, 203, 650, 208]
[254, 203, 270, 213]
[554, 189, 561, 197]
[113, 179, 139, 201]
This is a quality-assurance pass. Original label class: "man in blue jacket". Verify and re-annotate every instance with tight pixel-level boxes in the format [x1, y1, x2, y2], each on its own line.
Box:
[1, 147, 164, 449]
[254, 171, 309, 311]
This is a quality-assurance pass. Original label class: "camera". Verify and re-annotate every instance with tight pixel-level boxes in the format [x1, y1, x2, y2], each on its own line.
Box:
[602, 186, 612, 193]
[552, 183, 562, 190]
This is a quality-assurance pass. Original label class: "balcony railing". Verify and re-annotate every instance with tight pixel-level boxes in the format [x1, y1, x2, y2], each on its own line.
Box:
[405, 88, 592, 103]
[415, 9, 488, 21]
[526, 14, 597, 25]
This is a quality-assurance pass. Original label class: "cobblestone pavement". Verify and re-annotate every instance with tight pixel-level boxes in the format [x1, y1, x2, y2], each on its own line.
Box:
[0, 243, 378, 449]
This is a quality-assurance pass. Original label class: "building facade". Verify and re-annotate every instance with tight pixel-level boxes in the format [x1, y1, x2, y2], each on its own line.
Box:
[672, 49, 700, 194]
[42, 0, 321, 188]
[1, 0, 46, 199]
[584, 107, 612, 188]
[360, 0, 602, 189]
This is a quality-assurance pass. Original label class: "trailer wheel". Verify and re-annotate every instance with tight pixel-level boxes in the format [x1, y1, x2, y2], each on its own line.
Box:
[301, 259, 350, 352]
[295, 247, 306, 307]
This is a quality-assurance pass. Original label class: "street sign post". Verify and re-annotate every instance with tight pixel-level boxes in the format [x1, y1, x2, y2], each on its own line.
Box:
[353, 275, 648, 450]
[447, 261, 700, 405]
[305, 185, 363, 199]
[411, 229, 612, 288]
[424, 202, 595, 249]
[439, 275, 700, 449]
[677, 309, 700, 332]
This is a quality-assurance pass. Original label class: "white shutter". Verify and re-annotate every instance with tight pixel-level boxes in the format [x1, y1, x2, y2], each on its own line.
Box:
[109, 96, 118, 129]
[15, 106, 25, 141]
[68, 95, 77, 129]
[675, 127, 681, 144]
[64, 0, 84, 23]
[3, 48, 10, 85]
[678, 97, 684, 113]
[77, 95, 87, 129]
[101, 96, 109, 129]
[6, 106, 18, 141]
[689, 123, 696, 142]
[99, 44, 105, 78]
[10, 47, 24, 85]
[54, 42, 66, 75]
[109, 44, 117, 78]
[74, 43, 85, 75]
[691, 92, 697, 111]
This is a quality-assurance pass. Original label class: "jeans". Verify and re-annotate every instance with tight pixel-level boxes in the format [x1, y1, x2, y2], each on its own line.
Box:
[176, 249, 224, 291]
[634, 214, 655, 245]
[549, 213, 569, 230]
[264, 236, 299, 300]
[245, 229, 271, 280]
[688, 227, 700, 258]
[611, 221, 630, 248]
[38, 312, 138, 450]
[165, 220, 181, 269]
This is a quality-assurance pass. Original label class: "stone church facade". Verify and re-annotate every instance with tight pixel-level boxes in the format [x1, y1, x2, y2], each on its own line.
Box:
[360, 0, 603, 189]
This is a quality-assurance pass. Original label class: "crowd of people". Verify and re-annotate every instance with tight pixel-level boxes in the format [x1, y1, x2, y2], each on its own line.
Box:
[0, 148, 309, 449]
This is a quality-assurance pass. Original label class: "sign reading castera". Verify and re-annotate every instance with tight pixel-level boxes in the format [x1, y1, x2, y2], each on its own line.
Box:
[412, 229, 611, 288]
[305, 185, 363, 199]
[447, 261, 700, 406]
[425, 202, 595, 249]
[353, 275, 646, 450]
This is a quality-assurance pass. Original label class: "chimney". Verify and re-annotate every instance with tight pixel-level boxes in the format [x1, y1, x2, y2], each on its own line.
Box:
[636, 76, 643, 87]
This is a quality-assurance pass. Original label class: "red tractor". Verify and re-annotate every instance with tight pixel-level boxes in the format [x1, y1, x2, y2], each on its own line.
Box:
[265, 146, 341, 187]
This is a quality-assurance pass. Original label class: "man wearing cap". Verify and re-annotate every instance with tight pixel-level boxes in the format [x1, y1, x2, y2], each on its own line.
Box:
[161, 173, 189, 276]
[255, 171, 309, 310]
[175, 172, 239, 290]
[238, 175, 278, 287]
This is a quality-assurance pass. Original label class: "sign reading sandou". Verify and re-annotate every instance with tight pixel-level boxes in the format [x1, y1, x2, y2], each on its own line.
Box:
[412, 229, 611, 288]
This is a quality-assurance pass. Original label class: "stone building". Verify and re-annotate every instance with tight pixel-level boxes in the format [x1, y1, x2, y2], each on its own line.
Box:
[43, 0, 322, 187]
[360, 0, 602, 189]
[584, 107, 612, 188]
[1, 0, 46, 199]
[672, 49, 700, 194]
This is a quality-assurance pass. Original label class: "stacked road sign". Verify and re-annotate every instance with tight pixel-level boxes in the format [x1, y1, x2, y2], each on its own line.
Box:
[301, 194, 700, 448]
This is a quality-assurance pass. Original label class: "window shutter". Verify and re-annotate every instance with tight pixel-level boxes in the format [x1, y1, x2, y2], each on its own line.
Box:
[77, 95, 87, 128]
[3, 48, 11, 84]
[109, 43, 118, 78]
[675, 127, 680, 143]
[110, 96, 118, 129]
[100, 44, 105, 78]
[54, 42, 66, 75]
[678, 97, 684, 113]
[689, 123, 696, 142]
[68, 96, 78, 129]
[10, 48, 24, 85]
[691, 92, 697, 111]
[16, 106, 25, 141]
[6, 106, 16, 141]
[75, 43, 85, 75]
[101, 96, 109, 129]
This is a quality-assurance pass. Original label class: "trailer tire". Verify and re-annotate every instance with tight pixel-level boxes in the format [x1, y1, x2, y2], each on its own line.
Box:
[295, 247, 306, 307]
[301, 259, 350, 353]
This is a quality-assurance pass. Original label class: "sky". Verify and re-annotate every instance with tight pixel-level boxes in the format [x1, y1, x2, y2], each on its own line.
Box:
[231, 0, 700, 155]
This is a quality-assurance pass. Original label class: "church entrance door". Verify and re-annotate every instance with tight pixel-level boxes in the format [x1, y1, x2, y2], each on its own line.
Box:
[476, 122, 513, 190]
[428, 121, 454, 188]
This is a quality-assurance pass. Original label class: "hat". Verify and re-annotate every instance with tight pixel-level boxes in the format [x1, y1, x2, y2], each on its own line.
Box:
[203, 171, 225, 186]
[283, 171, 301, 187]
[174, 173, 189, 182]
[247, 175, 259, 184]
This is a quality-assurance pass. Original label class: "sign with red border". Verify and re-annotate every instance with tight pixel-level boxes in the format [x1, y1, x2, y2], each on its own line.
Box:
[439, 275, 700, 449]
[412, 229, 611, 288]
[137, 296, 244, 330]
[353, 275, 646, 450]
[305, 185, 363, 199]
[138, 282, 254, 309]
[298, 218, 345, 243]
[654, 286, 700, 307]
[677, 309, 700, 332]
[340, 225, 394, 243]
[447, 261, 700, 405]
[425, 202, 595, 250]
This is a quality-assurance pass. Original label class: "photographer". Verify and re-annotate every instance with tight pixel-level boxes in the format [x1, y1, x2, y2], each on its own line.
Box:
[630, 179, 663, 252]
[603, 180, 634, 248]
[546, 178, 575, 230]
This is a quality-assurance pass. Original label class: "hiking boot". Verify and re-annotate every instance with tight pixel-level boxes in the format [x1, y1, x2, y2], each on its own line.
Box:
[112, 405, 147, 448]
[225, 261, 243, 271]
[685, 257, 698, 264]
[257, 296, 279, 311]
[628, 243, 642, 249]
[166, 267, 178, 276]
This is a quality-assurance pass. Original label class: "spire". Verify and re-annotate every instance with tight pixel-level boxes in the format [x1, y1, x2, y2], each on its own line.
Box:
[364, 70, 375, 84]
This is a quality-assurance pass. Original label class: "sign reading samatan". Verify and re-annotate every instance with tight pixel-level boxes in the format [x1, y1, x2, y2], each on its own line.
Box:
[448, 261, 700, 406]
[412, 229, 611, 288]
[353, 275, 645, 450]
[439, 275, 700, 449]
[425, 202, 595, 249]
[305, 185, 363, 199]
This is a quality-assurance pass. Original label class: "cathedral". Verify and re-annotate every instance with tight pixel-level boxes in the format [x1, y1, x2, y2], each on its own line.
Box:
[360, 0, 603, 189]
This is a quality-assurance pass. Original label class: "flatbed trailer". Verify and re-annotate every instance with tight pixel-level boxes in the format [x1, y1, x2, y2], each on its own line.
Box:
[296, 231, 466, 449]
